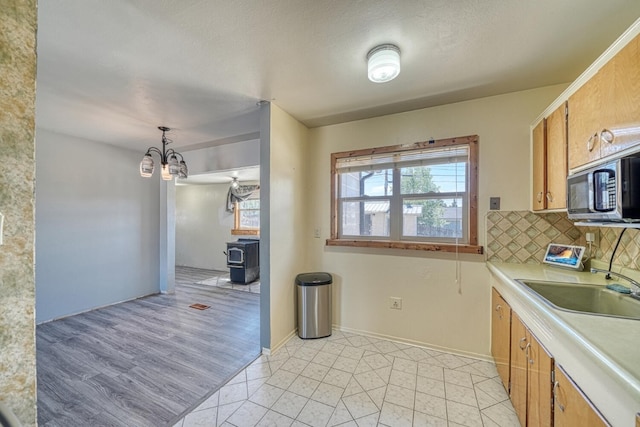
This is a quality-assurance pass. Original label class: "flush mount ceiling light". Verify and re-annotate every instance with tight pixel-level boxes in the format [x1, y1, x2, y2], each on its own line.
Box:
[139, 126, 188, 180]
[367, 44, 401, 83]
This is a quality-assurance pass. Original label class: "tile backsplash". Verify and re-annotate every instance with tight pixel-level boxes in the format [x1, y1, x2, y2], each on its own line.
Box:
[486, 210, 640, 271]
[583, 225, 640, 270]
[486, 211, 582, 264]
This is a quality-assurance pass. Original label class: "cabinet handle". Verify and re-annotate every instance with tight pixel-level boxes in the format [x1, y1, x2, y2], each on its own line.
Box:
[587, 133, 598, 152]
[495, 304, 503, 319]
[526, 343, 534, 364]
[553, 381, 565, 412]
[518, 336, 528, 350]
[546, 192, 553, 202]
[600, 128, 614, 144]
[537, 192, 543, 203]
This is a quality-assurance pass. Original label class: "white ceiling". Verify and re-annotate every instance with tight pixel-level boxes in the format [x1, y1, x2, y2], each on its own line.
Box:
[36, 1, 640, 152]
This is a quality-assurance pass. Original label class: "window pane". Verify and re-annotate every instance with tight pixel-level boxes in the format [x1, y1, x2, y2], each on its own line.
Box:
[402, 198, 463, 238]
[239, 199, 260, 228]
[240, 210, 260, 228]
[239, 199, 260, 209]
[401, 163, 466, 194]
[341, 201, 390, 237]
[340, 170, 393, 197]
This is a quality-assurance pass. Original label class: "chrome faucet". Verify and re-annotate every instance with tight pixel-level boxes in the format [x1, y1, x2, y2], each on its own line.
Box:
[590, 267, 640, 296]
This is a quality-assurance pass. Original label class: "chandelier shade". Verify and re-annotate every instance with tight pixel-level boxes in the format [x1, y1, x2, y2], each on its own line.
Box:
[140, 126, 188, 180]
[139, 154, 154, 177]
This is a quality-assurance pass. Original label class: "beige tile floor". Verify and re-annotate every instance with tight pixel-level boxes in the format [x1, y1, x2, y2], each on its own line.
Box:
[173, 330, 519, 427]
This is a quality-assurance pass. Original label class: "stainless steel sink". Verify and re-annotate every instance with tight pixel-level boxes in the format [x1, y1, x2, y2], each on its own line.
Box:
[516, 280, 640, 320]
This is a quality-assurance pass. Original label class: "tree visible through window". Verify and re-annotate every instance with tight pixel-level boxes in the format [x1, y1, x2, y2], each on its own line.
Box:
[329, 135, 481, 253]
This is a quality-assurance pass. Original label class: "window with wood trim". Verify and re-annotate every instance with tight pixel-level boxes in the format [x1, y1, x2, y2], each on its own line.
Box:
[328, 135, 482, 254]
[232, 198, 260, 236]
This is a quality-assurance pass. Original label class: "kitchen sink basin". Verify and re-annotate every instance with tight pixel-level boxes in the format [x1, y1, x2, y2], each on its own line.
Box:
[516, 280, 640, 320]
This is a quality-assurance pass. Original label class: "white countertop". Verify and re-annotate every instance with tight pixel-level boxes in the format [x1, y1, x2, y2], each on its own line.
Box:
[487, 262, 640, 426]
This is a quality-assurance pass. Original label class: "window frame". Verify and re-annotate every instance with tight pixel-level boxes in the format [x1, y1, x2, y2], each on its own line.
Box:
[328, 135, 482, 254]
[232, 197, 260, 236]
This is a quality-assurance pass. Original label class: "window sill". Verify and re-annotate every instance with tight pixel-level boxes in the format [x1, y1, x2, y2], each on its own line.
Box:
[232, 229, 260, 236]
[326, 239, 483, 254]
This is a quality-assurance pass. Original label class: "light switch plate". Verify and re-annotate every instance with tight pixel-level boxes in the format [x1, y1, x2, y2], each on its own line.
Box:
[490, 197, 500, 210]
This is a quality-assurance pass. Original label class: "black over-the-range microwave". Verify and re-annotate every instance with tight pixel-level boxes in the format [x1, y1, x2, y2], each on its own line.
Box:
[567, 154, 640, 222]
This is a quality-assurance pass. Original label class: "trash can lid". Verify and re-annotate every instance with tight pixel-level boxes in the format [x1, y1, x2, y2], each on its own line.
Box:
[295, 272, 332, 286]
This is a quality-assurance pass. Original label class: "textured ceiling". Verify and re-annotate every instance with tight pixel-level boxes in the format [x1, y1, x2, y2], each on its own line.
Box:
[36, 1, 640, 151]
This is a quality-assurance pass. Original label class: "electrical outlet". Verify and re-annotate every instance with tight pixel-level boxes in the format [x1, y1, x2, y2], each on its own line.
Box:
[314, 227, 321, 238]
[389, 297, 402, 310]
[585, 231, 599, 245]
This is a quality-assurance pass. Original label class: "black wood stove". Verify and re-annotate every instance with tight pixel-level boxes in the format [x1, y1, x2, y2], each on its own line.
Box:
[226, 238, 259, 284]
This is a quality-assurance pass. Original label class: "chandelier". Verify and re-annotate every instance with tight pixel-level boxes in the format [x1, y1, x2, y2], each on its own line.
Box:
[139, 126, 188, 180]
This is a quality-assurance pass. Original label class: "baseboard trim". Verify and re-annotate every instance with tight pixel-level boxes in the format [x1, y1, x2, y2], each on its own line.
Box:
[266, 328, 298, 355]
[37, 292, 160, 325]
[333, 324, 493, 362]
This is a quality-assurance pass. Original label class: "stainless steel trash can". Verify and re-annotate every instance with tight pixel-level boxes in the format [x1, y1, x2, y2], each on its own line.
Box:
[296, 272, 332, 339]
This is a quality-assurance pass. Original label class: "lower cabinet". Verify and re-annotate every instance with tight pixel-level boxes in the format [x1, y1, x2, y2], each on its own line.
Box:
[491, 287, 609, 427]
[491, 288, 511, 391]
[510, 313, 528, 425]
[554, 366, 608, 426]
[511, 313, 553, 427]
[528, 332, 554, 426]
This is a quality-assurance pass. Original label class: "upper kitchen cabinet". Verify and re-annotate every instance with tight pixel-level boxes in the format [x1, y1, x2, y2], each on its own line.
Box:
[532, 103, 567, 211]
[568, 32, 640, 170]
[601, 33, 640, 159]
[532, 120, 546, 210]
[545, 104, 568, 209]
[567, 71, 604, 170]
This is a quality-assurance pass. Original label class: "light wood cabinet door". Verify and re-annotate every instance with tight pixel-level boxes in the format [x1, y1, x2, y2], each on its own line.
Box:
[510, 314, 528, 426]
[491, 288, 511, 391]
[568, 33, 640, 168]
[532, 120, 546, 211]
[511, 313, 555, 426]
[568, 71, 602, 170]
[554, 367, 608, 426]
[545, 104, 567, 209]
[527, 331, 553, 427]
[601, 33, 640, 158]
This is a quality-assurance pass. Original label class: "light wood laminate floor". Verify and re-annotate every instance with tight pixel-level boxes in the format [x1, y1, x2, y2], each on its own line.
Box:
[37, 267, 261, 427]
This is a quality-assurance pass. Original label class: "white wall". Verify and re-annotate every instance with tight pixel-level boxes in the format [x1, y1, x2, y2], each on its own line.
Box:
[306, 84, 567, 357]
[35, 129, 161, 323]
[175, 183, 234, 270]
[183, 139, 260, 175]
[267, 104, 310, 349]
